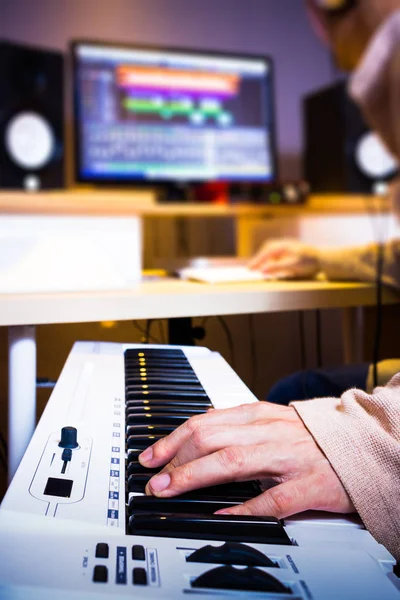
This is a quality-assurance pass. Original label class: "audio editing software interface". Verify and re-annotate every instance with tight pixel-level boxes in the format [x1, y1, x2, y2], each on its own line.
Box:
[73, 44, 275, 182]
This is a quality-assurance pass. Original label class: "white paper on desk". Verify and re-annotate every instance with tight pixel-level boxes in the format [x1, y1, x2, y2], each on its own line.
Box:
[0, 215, 142, 293]
[0, 235, 128, 293]
[178, 266, 272, 284]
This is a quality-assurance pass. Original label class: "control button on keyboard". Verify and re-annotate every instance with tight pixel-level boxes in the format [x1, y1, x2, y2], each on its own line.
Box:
[95, 543, 109, 559]
[132, 545, 146, 561]
[133, 567, 148, 585]
[93, 565, 108, 583]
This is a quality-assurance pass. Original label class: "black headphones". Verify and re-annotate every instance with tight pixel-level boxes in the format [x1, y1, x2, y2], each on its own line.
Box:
[313, 0, 357, 16]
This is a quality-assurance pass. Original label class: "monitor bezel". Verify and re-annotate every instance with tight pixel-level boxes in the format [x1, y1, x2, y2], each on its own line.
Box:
[71, 39, 278, 188]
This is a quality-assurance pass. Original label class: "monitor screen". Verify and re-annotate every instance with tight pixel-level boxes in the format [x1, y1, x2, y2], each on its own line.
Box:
[72, 42, 277, 184]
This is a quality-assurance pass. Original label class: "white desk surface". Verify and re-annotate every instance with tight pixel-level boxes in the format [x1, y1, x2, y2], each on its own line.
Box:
[1, 278, 398, 327]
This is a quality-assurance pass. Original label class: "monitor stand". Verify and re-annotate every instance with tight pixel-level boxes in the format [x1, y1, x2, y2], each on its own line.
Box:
[158, 182, 228, 204]
[158, 182, 195, 203]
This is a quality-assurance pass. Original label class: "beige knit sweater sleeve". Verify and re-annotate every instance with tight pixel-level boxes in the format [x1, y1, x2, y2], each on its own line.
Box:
[291, 374, 400, 561]
[318, 239, 400, 290]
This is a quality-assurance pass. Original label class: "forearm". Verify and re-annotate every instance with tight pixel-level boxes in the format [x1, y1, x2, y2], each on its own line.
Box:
[291, 375, 400, 561]
[318, 240, 400, 289]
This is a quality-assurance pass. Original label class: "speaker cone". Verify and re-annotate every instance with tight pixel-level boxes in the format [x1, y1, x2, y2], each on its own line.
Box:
[5, 111, 55, 170]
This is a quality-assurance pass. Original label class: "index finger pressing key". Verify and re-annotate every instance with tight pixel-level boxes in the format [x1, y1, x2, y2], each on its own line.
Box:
[138, 403, 263, 468]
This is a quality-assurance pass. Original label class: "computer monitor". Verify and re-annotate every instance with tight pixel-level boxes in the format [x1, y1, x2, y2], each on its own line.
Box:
[72, 41, 277, 186]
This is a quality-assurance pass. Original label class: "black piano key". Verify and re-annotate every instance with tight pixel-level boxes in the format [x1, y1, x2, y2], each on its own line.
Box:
[126, 374, 201, 382]
[126, 399, 212, 409]
[126, 391, 209, 401]
[127, 473, 153, 493]
[125, 364, 186, 371]
[125, 354, 190, 365]
[126, 406, 206, 417]
[127, 450, 145, 463]
[125, 369, 198, 381]
[128, 513, 293, 545]
[126, 383, 204, 392]
[126, 425, 176, 436]
[125, 349, 185, 358]
[127, 434, 166, 450]
[126, 350, 188, 357]
[174, 482, 262, 501]
[125, 360, 191, 368]
[125, 364, 192, 371]
[126, 413, 190, 426]
[128, 495, 241, 516]
[127, 462, 161, 476]
[126, 402, 207, 411]
[126, 375, 200, 385]
[180, 492, 260, 503]
[126, 405, 206, 415]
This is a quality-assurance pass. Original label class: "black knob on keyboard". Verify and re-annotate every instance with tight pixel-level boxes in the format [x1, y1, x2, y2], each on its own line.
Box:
[58, 426, 78, 449]
[187, 542, 278, 567]
[191, 565, 290, 593]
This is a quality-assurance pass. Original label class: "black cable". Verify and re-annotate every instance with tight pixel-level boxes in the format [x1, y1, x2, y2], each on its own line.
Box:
[298, 312, 307, 371]
[145, 319, 154, 344]
[216, 316, 235, 369]
[363, 196, 389, 388]
[176, 217, 190, 257]
[199, 316, 209, 328]
[298, 311, 309, 399]
[157, 320, 167, 344]
[373, 243, 385, 388]
[0, 447, 7, 474]
[0, 430, 8, 457]
[315, 310, 323, 369]
[248, 315, 258, 393]
[132, 320, 160, 344]
[0, 432, 7, 474]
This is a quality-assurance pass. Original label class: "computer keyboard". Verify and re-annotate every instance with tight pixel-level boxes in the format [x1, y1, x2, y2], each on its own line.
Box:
[178, 266, 272, 284]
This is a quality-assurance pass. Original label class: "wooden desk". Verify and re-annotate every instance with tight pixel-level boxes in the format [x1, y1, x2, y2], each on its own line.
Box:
[0, 190, 390, 217]
[3, 277, 399, 481]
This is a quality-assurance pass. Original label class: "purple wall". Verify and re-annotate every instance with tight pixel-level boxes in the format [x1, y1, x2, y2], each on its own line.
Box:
[1, 0, 334, 179]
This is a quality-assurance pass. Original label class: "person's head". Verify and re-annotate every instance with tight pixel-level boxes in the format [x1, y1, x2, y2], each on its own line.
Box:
[306, 0, 400, 71]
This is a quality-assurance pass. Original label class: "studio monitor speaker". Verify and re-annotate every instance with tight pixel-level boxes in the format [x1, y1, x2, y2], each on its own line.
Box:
[0, 40, 65, 190]
[303, 81, 398, 194]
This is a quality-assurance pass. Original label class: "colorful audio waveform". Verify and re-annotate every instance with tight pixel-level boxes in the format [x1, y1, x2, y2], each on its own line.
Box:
[122, 95, 231, 122]
[117, 66, 239, 96]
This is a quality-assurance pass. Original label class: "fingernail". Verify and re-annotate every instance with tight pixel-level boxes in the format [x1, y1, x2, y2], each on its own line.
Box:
[214, 509, 232, 515]
[149, 473, 171, 493]
[139, 447, 153, 465]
